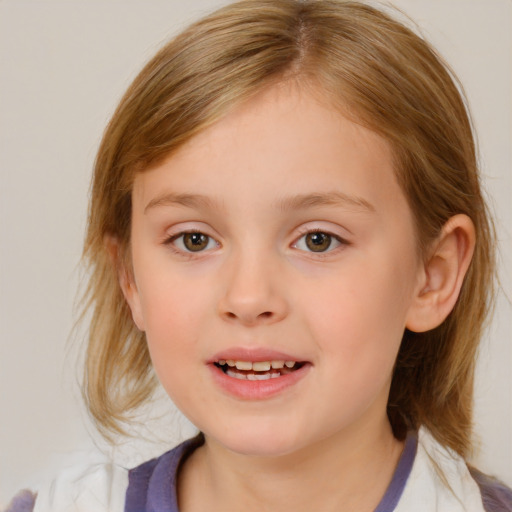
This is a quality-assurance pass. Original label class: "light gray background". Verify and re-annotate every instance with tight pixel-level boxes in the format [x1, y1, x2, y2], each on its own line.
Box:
[1, 0, 511, 505]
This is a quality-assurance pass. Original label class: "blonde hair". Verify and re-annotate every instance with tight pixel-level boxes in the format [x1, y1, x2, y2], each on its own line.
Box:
[82, 0, 495, 457]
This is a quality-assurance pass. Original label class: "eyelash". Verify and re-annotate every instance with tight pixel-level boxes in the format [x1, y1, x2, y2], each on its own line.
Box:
[292, 228, 349, 257]
[164, 231, 219, 258]
[163, 228, 349, 258]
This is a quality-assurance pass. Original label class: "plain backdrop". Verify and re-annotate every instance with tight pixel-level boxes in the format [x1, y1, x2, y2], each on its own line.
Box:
[0, 0, 511, 506]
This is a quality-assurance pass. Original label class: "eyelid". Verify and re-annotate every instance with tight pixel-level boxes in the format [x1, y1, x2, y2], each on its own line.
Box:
[161, 221, 220, 245]
[163, 228, 220, 256]
[291, 226, 350, 255]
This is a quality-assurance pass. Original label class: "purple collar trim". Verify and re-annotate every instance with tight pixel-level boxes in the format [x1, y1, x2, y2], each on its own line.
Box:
[374, 431, 418, 512]
[126, 432, 417, 512]
[125, 434, 204, 512]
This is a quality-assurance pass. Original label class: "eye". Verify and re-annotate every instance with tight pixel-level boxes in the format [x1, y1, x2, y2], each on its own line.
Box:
[293, 230, 344, 253]
[168, 231, 218, 253]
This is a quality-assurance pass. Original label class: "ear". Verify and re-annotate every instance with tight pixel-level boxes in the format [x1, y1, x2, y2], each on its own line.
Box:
[406, 214, 475, 333]
[104, 235, 146, 332]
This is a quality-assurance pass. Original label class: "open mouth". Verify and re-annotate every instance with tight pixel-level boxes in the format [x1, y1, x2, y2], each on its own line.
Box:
[214, 359, 306, 381]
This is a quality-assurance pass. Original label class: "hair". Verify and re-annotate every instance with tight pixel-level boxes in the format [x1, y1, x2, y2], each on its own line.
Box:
[82, 0, 495, 457]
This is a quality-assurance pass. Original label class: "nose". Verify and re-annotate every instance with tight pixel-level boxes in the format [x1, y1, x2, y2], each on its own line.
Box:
[217, 250, 289, 327]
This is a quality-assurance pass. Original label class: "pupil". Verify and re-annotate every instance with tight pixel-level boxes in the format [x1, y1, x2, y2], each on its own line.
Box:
[184, 233, 208, 251]
[306, 232, 331, 252]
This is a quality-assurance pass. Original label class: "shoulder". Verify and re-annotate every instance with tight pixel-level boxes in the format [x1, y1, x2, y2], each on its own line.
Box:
[396, 427, 512, 512]
[125, 434, 204, 512]
[5, 435, 203, 512]
[4, 490, 36, 512]
[469, 466, 512, 512]
[5, 462, 129, 512]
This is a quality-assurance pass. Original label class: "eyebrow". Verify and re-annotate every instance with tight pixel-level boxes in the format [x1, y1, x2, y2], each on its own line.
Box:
[275, 191, 375, 213]
[144, 193, 220, 214]
[144, 191, 375, 214]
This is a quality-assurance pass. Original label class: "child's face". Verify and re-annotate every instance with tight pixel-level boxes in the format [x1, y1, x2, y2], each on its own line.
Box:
[125, 83, 424, 456]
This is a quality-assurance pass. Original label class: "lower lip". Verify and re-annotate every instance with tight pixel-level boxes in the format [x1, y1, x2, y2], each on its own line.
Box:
[208, 363, 311, 400]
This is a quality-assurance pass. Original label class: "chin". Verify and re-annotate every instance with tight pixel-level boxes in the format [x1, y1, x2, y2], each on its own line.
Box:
[226, 439, 300, 458]
[208, 423, 307, 458]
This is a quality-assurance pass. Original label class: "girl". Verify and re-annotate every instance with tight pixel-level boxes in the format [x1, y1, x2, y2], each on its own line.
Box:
[6, 0, 511, 510]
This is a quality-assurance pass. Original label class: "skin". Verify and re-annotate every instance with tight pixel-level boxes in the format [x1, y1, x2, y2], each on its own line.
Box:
[120, 82, 475, 512]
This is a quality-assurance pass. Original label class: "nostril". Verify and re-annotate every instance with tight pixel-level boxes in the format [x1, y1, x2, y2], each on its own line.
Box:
[226, 311, 272, 318]
[223, 310, 274, 323]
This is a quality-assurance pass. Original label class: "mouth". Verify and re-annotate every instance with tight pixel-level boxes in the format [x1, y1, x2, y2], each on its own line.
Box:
[213, 359, 306, 381]
[208, 349, 311, 399]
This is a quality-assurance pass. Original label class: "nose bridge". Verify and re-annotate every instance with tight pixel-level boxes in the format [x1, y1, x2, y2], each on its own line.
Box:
[218, 241, 288, 326]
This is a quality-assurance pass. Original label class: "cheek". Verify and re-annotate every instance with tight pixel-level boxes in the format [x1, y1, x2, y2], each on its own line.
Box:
[140, 278, 204, 346]
[134, 245, 204, 331]
[134, 268, 231, 421]
[140, 285, 206, 413]
[133, 265, 206, 376]
[305, 257, 415, 381]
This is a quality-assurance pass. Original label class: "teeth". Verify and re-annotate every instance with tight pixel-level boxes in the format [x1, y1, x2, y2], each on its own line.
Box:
[247, 373, 273, 381]
[226, 369, 278, 381]
[252, 361, 271, 371]
[235, 361, 252, 370]
[226, 369, 246, 379]
[218, 359, 298, 371]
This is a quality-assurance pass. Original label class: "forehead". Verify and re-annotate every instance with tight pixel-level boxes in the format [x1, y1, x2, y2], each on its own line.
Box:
[133, 82, 405, 220]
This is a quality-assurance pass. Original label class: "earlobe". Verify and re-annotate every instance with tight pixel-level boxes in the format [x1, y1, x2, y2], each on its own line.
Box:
[406, 214, 475, 333]
[104, 235, 146, 332]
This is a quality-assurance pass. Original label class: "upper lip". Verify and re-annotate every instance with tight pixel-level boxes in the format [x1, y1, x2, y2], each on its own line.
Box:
[208, 347, 306, 364]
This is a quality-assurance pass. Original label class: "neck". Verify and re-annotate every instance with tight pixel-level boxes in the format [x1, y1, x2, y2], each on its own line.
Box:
[178, 417, 404, 512]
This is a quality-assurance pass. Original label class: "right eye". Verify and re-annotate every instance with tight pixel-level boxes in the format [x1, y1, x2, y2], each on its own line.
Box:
[167, 231, 218, 253]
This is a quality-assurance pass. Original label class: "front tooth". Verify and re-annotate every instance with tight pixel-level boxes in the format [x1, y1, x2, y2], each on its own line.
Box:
[253, 373, 272, 381]
[227, 369, 247, 379]
[253, 361, 271, 371]
[271, 361, 284, 369]
[285, 361, 295, 368]
[247, 373, 272, 381]
[226, 360, 236, 367]
[235, 361, 252, 370]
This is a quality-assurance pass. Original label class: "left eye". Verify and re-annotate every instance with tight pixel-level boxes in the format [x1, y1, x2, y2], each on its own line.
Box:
[170, 232, 218, 252]
[293, 231, 343, 253]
